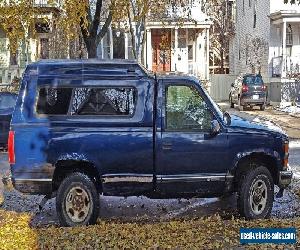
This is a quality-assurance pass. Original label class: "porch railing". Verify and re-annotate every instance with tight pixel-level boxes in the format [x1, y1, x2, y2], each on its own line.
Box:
[272, 55, 300, 78]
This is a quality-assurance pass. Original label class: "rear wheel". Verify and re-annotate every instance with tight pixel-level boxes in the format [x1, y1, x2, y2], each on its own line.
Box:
[260, 104, 266, 111]
[237, 166, 274, 219]
[56, 172, 100, 227]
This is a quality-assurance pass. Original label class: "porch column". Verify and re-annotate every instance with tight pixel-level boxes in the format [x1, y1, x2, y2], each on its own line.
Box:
[206, 28, 210, 80]
[174, 27, 178, 71]
[195, 31, 201, 77]
[146, 28, 152, 70]
[100, 37, 104, 59]
[125, 33, 129, 59]
[109, 26, 113, 59]
[282, 20, 287, 78]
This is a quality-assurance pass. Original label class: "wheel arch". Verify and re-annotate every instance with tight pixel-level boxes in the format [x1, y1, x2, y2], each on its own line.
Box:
[52, 159, 102, 193]
[231, 152, 279, 191]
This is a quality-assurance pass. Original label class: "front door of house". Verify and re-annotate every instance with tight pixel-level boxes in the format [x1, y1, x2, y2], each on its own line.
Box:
[152, 29, 171, 72]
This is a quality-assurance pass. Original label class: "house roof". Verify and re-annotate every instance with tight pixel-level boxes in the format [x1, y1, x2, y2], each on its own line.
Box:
[270, 10, 300, 22]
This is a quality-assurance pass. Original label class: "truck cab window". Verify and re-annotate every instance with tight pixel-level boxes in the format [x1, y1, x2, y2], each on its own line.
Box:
[71, 87, 136, 116]
[36, 87, 72, 115]
[166, 85, 212, 131]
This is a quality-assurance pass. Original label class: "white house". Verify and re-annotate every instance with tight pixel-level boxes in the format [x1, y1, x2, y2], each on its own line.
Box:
[0, 0, 212, 83]
[229, 0, 300, 102]
[0, 0, 60, 83]
[97, 1, 212, 80]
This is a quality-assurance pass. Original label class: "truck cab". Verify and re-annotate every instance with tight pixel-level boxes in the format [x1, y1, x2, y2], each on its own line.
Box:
[9, 60, 292, 226]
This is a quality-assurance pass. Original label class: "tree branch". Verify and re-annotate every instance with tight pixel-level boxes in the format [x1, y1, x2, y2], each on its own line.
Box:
[90, 0, 103, 37]
[95, 11, 112, 45]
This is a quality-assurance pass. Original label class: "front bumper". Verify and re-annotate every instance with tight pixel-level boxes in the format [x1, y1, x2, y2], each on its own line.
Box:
[278, 170, 293, 188]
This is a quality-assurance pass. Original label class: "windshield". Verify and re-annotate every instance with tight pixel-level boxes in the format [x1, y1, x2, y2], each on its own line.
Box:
[0, 94, 17, 109]
[243, 75, 263, 85]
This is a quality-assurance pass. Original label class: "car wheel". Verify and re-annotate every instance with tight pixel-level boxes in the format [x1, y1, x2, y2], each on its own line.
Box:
[229, 95, 234, 108]
[238, 97, 244, 111]
[56, 172, 100, 227]
[260, 104, 266, 111]
[237, 166, 274, 219]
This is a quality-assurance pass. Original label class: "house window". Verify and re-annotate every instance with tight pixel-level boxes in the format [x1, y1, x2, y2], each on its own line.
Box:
[127, 32, 135, 60]
[10, 51, 18, 65]
[113, 30, 125, 59]
[103, 31, 111, 59]
[40, 38, 49, 59]
[188, 45, 193, 60]
[286, 24, 293, 57]
[178, 29, 186, 48]
[253, 0, 257, 28]
[286, 24, 293, 46]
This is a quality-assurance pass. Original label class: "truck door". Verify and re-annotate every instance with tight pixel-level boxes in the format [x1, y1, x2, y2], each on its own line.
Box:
[156, 79, 230, 197]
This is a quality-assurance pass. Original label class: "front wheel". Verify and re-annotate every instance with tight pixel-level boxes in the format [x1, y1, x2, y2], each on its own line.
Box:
[56, 172, 100, 227]
[238, 97, 244, 111]
[229, 95, 234, 108]
[237, 166, 274, 219]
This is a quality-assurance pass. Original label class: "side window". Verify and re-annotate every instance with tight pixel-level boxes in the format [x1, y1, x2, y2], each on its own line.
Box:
[166, 85, 212, 131]
[36, 87, 72, 115]
[71, 87, 136, 116]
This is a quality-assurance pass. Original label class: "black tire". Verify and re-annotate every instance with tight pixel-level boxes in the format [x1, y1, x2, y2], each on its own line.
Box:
[56, 172, 100, 227]
[237, 166, 274, 220]
[238, 97, 244, 111]
[229, 95, 234, 108]
[260, 104, 266, 111]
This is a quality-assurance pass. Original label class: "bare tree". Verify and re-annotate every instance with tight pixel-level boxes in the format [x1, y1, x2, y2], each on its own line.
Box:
[204, 0, 235, 74]
[242, 35, 268, 74]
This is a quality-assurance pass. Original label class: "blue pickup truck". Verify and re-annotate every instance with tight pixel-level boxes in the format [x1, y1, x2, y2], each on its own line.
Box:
[9, 60, 292, 226]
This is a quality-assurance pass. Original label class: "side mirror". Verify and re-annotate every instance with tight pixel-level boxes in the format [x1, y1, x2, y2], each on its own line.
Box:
[210, 120, 220, 136]
[223, 112, 231, 125]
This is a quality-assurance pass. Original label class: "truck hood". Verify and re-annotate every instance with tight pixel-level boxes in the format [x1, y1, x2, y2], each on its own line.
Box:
[228, 114, 287, 136]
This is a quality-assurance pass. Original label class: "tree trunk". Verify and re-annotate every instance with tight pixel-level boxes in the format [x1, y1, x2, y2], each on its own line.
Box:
[140, 27, 147, 65]
[220, 48, 224, 74]
[85, 38, 97, 58]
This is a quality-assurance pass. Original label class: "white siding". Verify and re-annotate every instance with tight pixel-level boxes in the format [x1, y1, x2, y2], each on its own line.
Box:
[229, 0, 270, 79]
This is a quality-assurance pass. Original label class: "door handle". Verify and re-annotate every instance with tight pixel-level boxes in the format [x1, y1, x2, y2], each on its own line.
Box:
[162, 142, 172, 150]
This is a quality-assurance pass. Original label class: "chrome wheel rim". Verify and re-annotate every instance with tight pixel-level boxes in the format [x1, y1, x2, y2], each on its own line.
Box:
[65, 186, 91, 223]
[249, 179, 267, 215]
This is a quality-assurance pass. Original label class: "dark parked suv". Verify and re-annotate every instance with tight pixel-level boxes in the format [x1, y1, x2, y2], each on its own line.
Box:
[9, 60, 292, 226]
[0, 92, 17, 147]
[229, 74, 267, 111]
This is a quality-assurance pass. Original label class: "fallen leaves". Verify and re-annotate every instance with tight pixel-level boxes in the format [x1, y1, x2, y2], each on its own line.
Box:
[0, 211, 37, 250]
[0, 210, 299, 249]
